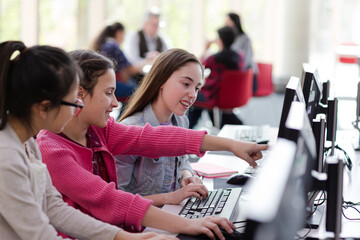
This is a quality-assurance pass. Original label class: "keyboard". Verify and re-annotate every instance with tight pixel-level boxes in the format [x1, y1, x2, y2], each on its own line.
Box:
[178, 188, 242, 221]
[243, 156, 266, 174]
[234, 125, 271, 144]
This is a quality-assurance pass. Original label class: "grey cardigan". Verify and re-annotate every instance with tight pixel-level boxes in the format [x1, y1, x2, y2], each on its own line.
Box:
[0, 123, 119, 240]
[115, 103, 194, 195]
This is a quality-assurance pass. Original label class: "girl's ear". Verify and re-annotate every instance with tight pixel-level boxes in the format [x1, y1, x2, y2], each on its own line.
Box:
[78, 86, 86, 100]
[160, 82, 165, 90]
[35, 100, 52, 120]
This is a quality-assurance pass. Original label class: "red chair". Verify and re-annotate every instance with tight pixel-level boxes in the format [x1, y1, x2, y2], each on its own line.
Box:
[194, 69, 253, 129]
[254, 62, 273, 97]
[116, 96, 129, 103]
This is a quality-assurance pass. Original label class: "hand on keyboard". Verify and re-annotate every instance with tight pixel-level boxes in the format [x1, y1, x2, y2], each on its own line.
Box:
[167, 183, 208, 205]
[181, 175, 204, 187]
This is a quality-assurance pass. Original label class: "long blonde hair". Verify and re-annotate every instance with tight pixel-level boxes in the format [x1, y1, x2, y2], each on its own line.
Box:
[119, 48, 204, 122]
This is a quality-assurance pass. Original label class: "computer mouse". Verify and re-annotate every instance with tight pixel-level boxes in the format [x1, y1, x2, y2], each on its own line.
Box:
[218, 228, 244, 240]
[226, 173, 254, 185]
[177, 227, 244, 240]
[197, 228, 244, 240]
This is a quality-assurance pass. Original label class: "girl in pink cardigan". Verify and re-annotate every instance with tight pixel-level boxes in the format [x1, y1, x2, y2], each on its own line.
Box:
[0, 41, 173, 240]
[36, 50, 267, 239]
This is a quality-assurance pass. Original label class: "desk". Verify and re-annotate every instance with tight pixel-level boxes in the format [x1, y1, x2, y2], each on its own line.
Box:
[198, 125, 278, 174]
[147, 126, 360, 239]
[144, 124, 277, 238]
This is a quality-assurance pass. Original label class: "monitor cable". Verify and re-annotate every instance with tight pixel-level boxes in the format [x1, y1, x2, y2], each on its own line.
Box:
[306, 191, 326, 220]
[295, 221, 312, 240]
[324, 145, 352, 171]
[343, 200, 360, 221]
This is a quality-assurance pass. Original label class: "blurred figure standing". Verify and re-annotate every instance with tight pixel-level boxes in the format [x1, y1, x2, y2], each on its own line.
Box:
[188, 26, 245, 129]
[124, 7, 170, 68]
[225, 12, 258, 92]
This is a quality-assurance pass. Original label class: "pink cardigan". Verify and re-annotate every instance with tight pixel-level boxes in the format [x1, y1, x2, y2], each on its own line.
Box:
[36, 117, 206, 231]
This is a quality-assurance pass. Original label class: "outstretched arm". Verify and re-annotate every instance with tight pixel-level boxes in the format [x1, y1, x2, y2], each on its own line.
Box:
[200, 134, 268, 168]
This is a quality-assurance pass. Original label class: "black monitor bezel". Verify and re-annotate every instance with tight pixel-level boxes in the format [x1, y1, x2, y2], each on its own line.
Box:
[278, 76, 306, 139]
[301, 63, 323, 122]
[245, 101, 317, 239]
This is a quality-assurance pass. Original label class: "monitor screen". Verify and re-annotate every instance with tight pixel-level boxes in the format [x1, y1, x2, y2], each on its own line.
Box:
[278, 75, 325, 173]
[244, 101, 316, 240]
[301, 63, 323, 122]
[312, 117, 326, 173]
[278, 76, 306, 139]
[285, 101, 317, 190]
[326, 98, 338, 153]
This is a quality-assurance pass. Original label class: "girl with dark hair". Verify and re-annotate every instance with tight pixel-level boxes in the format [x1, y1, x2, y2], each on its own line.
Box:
[0, 41, 172, 240]
[115, 48, 207, 206]
[92, 22, 151, 98]
[36, 49, 267, 239]
[226, 12, 259, 91]
[188, 26, 245, 129]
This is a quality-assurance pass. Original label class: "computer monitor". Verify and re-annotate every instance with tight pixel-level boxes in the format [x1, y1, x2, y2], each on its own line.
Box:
[244, 101, 316, 240]
[278, 75, 325, 174]
[301, 63, 323, 122]
[278, 76, 306, 139]
[284, 101, 317, 191]
[321, 80, 330, 105]
[300, 63, 336, 151]
[326, 98, 338, 156]
[352, 81, 360, 150]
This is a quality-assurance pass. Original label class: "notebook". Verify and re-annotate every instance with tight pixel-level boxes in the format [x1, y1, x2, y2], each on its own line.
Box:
[190, 162, 238, 178]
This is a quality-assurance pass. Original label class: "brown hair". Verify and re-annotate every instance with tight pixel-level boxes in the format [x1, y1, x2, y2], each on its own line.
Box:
[69, 50, 114, 95]
[119, 48, 204, 122]
[92, 22, 125, 51]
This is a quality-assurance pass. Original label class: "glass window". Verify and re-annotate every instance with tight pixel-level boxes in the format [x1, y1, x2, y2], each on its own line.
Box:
[160, 0, 192, 50]
[39, 0, 79, 50]
[0, 0, 20, 42]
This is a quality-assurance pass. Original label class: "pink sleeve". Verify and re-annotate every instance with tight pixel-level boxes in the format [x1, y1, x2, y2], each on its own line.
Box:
[37, 135, 151, 230]
[103, 117, 207, 157]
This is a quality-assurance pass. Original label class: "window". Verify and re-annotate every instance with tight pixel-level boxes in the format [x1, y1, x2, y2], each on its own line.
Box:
[39, 0, 79, 50]
[0, 0, 20, 42]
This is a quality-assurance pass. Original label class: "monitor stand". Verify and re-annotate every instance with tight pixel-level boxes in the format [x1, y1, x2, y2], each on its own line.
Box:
[353, 81, 360, 151]
[352, 120, 360, 151]
[305, 203, 325, 229]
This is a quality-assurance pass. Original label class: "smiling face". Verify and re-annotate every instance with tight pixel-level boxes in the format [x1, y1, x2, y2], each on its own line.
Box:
[79, 69, 119, 128]
[153, 62, 203, 123]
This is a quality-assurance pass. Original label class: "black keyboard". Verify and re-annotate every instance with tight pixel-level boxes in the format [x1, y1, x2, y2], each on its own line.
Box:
[179, 188, 242, 221]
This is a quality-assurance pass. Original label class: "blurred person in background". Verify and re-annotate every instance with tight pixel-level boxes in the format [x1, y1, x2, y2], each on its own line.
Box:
[188, 26, 245, 129]
[225, 12, 258, 93]
[124, 6, 170, 78]
[93, 22, 151, 99]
